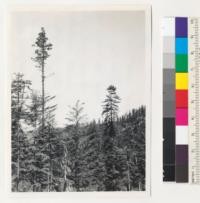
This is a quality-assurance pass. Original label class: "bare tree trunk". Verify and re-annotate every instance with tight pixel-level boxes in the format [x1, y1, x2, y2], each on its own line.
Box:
[33, 119, 37, 192]
[126, 159, 131, 191]
[47, 175, 50, 192]
[47, 125, 51, 192]
[16, 82, 20, 191]
[63, 167, 67, 191]
[63, 151, 68, 191]
[17, 132, 20, 191]
[42, 60, 45, 134]
[139, 181, 141, 191]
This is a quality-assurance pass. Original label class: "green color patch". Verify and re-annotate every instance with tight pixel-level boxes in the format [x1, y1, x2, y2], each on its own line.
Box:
[176, 54, 188, 72]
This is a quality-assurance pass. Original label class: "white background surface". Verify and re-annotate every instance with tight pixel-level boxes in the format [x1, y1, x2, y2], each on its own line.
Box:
[1, 0, 200, 203]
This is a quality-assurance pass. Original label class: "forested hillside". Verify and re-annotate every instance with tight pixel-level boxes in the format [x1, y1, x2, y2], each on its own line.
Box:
[11, 28, 146, 192]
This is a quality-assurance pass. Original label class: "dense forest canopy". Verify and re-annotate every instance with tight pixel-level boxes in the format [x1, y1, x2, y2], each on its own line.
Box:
[11, 28, 146, 192]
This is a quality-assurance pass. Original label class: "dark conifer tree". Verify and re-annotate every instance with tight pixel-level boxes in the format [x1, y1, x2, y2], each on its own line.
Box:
[65, 100, 86, 191]
[31, 28, 58, 191]
[79, 121, 105, 191]
[102, 85, 121, 191]
[11, 73, 32, 191]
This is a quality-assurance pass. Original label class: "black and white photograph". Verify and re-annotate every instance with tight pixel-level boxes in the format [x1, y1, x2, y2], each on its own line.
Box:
[8, 5, 151, 193]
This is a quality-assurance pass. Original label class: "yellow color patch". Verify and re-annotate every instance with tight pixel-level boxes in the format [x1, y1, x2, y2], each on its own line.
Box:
[176, 73, 188, 89]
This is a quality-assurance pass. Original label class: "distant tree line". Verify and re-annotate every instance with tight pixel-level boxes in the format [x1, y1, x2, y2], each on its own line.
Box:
[11, 28, 145, 192]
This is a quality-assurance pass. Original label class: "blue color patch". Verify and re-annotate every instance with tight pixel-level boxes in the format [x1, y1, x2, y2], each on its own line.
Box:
[175, 38, 188, 54]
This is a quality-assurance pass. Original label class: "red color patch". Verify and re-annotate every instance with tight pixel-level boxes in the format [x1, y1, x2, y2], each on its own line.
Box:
[176, 90, 188, 108]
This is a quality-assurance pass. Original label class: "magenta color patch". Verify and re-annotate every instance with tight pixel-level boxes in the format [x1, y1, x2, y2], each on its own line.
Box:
[176, 108, 188, 125]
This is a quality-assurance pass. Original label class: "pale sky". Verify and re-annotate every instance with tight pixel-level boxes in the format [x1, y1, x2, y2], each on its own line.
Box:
[10, 10, 145, 127]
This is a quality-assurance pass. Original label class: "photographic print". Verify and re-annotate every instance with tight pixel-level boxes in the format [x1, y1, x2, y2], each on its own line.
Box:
[7, 5, 151, 193]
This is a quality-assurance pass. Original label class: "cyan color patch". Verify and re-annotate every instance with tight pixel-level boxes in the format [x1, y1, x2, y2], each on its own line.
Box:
[176, 38, 188, 54]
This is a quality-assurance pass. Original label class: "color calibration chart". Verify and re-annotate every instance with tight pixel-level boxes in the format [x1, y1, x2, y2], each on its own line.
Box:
[163, 17, 200, 183]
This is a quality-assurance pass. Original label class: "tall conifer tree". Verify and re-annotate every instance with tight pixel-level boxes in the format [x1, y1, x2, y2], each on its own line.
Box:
[102, 85, 121, 191]
[32, 27, 52, 134]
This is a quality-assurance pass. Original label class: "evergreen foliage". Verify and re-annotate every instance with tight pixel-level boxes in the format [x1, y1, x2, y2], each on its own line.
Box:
[11, 28, 146, 192]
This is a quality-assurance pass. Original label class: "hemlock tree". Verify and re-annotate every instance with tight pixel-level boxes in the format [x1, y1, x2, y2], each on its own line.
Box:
[65, 100, 86, 191]
[30, 94, 57, 192]
[131, 107, 145, 190]
[26, 91, 58, 191]
[102, 85, 121, 191]
[117, 107, 146, 191]
[78, 121, 105, 191]
[25, 91, 42, 191]
[11, 73, 32, 191]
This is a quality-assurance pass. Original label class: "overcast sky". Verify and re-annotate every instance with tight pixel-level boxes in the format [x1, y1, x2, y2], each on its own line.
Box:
[10, 10, 145, 127]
